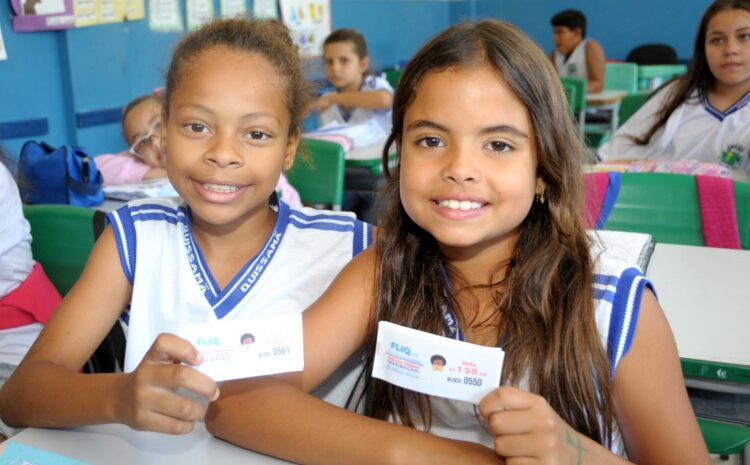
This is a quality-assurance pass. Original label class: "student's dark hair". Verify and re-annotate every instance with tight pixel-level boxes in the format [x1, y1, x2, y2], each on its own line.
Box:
[324, 28, 368, 59]
[165, 18, 310, 136]
[361, 20, 614, 446]
[430, 355, 446, 364]
[550, 9, 587, 37]
[121, 94, 164, 135]
[634, 0, 750, 145]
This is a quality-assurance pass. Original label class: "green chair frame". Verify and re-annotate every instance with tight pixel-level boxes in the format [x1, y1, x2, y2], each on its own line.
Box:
[618, 92, 651, 126]
[22, 204, 102, 296]
[560, 76, 587, 134]
[286, 138, 346, 210]
[604, 62, 638, 94]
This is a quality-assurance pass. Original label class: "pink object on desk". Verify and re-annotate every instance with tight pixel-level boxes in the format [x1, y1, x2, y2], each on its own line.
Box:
[583, 172, 611, 228]
[96, 151, 151, 186]
[695, 175, 741, 249]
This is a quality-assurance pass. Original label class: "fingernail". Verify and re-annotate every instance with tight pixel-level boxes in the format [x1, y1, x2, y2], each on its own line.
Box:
[195, 352, 204, 364]
[211, 388, 220, 401]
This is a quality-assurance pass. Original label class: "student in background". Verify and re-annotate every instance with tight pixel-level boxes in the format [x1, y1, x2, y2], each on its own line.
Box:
[312, 28, 394, 133]
[96, 93, 168, 185]
[0, 150, 62, 441]
[0, 18, 371, 434]
[206, 20, 708, 465]
[550, 9, 606, 93]
[598, 0, 750, 171]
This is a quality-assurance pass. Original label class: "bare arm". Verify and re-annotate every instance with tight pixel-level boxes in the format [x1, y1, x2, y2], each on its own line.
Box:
[614, 289, 711, 464]
[141, 167, 167, 180]
[206, 248, 503, 465]
[0, 228, 217, 433]
[314, 89, 393, 112]
[586, 40, 606, 93]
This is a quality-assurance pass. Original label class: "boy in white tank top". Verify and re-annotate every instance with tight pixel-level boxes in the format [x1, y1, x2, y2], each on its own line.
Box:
[550, 9, 606, 93]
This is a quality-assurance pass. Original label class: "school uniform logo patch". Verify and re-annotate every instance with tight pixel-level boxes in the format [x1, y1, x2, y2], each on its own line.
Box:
[721, 143, 745, 167]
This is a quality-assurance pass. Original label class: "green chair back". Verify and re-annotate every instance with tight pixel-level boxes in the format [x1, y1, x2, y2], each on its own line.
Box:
[287, 138, 346, 210]
[384, 69, 403, 90]
[560, 76, 586, 114]
[618, 92, 651, 126]
[735, 180, 750, 250]
[604, 62, 638, 94]
[561, 81, 577, 114]
[604, 173, 704, 246]
[22, 204, 101, 295]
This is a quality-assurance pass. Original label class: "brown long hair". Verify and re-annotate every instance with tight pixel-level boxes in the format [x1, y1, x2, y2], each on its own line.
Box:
[360, 20, 614, 446]
[636, 0, 750, 145]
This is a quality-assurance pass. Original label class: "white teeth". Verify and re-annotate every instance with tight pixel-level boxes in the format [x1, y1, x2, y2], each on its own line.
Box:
[438, 199, 483, 210]
[203, 183, 239, 193]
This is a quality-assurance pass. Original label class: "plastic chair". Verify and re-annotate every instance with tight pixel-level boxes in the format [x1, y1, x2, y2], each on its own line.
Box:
[603, 172, 704, 246]
[735, 180, 750, 250]
[626, 43, 679, 65]
[287, 138, 346, 210]
[384, 68, 403, 89]
[22, 204, 124, 373]
[560, 76, 587, 134]
[604, 62, 638, 94]
[618, 92, 650, 126]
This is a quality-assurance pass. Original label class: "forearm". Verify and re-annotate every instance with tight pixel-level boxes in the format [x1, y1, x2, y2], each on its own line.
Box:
[588, 79, 604, 93]
[577, 433, 633, 465]
[0, 361, 124, 428]
[333, 90, 392, 110]
[206, 379, 502, 465]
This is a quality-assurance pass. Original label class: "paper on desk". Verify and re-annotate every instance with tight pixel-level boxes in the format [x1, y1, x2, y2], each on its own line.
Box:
[177, 313, 304, 382]
[103, 178, 179, 200]
[372, 322, 504, 404]
[0, 442, 91, 465]
[590, 230, 655, 272]
[304, 119, 388, 149]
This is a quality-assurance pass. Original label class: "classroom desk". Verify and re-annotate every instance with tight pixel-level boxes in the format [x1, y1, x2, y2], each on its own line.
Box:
[637, 64, 687, 91]
[645, 243, 750, 384]
[585, 90, 627, 133]
[0, 422, 293, 465]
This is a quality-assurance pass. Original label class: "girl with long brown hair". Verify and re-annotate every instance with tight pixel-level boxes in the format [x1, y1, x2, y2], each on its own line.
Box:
[207, 20, 710, 465]
[599, 0, 750, 171]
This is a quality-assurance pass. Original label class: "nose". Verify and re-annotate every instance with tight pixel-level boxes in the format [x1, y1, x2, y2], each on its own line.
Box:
[205, 131, 242, 168]
[442, 144, 479, 185]
[724, 37, 740, 55]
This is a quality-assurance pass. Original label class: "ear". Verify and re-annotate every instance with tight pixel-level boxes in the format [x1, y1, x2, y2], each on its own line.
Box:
[535, 176, 547, 196]
[284, 129, 301, 170]
[360, 56, 370, 74]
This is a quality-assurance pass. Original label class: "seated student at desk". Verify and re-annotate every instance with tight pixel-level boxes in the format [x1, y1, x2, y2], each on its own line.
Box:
[309, 28, 395, 223]
[550, 9, 606, 93]
[598, 0, 750, 172]
[0, 150, 62, 441]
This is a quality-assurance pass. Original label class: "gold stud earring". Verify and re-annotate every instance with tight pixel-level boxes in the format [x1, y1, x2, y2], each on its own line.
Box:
[535, 190, 546, 204]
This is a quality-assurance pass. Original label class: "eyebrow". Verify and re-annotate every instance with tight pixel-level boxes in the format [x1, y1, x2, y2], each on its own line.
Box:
[174, 103, 281, 123]
[406, 119, 528, 139]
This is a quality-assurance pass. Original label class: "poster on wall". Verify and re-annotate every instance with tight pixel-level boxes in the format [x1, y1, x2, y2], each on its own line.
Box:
[253, 0, 278, 19]
[0, 23, 7, 60]
[74, 0, 128, 28]
[148, 0, 182, 32]
[186, 0, 213, 31]
[220, 0, 246, 18]
[279, 0, 330, 57]
[10, 0, 76, 31]
[125, 0, 145, 20]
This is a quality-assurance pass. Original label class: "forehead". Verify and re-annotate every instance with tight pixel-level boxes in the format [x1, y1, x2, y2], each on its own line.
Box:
[170, 48, 289, 120]
[707, 8, 750, 32]
[323, 41, 358, 57]
[406, 65, 531, 131]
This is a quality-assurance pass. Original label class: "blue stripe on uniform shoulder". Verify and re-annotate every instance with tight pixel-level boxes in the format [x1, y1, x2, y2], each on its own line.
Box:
[607, 266, 651, 377]
[353, 221, 373, 257]
[107, 205, 137, 284]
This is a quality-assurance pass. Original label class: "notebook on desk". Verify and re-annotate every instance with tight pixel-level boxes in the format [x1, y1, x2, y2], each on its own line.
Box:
[589, 229, 655, 272]
[103, 178, 178, 200]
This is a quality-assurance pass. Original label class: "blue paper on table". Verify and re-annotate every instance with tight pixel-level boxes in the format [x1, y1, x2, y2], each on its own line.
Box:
[0, 442, 91, 465]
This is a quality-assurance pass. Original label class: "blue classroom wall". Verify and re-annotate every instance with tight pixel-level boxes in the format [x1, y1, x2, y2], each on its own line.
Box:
[1, 0, 704, 161]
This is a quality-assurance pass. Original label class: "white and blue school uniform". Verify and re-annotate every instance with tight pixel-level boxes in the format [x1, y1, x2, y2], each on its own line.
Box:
[107, 196, 372, 405]
[402, 250, 652, 456]
[554, 39, 590, 81]
[319, 74, 394, 132]
[598, 82, 750, 170]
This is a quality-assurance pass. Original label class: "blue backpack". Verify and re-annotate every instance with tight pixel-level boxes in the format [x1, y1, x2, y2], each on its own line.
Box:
[18, 141, 104, 207]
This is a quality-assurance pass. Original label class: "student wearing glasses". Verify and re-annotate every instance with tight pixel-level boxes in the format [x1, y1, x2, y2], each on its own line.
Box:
[96, 94, 168, 186]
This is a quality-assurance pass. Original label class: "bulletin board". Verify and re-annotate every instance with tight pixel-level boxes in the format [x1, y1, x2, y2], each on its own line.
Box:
[279, 0, 331, 58]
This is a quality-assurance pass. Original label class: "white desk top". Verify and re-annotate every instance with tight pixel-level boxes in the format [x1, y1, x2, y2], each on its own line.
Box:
[586, 90, 627, 106]
[645, 243, 750, 367]
[1, 422, 291, 465]
[345, 141, 387, 162]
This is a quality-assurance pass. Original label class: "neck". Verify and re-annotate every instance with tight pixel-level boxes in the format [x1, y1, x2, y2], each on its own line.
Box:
[710, 79, 750, 111]
[340, 77, 363, 93]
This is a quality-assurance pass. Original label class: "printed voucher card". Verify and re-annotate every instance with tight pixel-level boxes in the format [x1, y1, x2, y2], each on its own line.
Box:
[178, 313, 303, 382]
[373, 321, 504, 404]
[0, 442, 91, 465]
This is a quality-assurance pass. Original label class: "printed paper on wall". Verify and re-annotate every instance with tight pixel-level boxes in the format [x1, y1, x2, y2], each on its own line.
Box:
[0, 23, 8, 60]
[220, 0, 246, 18]
[279, 0, 330, 58]
[10, 0, 75, 32]
[125, 0, 145, 20]
[253, 0, 278, 19]
[186, 0, 214, 31]
[148, 0, 182, 32]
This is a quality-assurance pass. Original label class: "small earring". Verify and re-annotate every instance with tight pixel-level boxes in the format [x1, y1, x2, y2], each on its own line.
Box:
[283, 160, 294, 170]
[535, 190, 546, 204]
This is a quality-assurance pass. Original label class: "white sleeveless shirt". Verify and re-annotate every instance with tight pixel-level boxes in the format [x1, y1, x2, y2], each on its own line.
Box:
[554, 39, 589, 81]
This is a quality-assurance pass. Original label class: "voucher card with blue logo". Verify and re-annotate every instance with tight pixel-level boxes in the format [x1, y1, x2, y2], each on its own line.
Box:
[177, 313, 303, 382]
[372, 321, 504, 404]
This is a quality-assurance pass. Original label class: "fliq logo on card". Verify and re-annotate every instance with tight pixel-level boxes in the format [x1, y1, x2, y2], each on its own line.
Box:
[197, 337, 220, 347]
